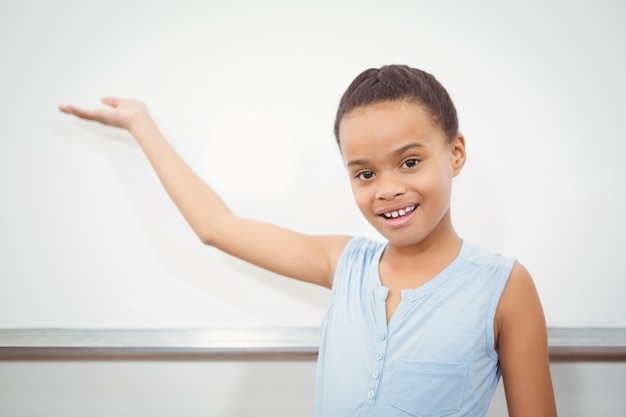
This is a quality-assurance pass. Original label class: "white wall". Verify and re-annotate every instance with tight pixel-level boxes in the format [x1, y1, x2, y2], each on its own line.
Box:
[1, 0, 625, 329]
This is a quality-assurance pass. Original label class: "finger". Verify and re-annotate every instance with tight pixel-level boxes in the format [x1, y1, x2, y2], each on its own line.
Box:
[58, 104, 104, 122]
[101, 97, 119, 108]
[58, 104, 84, 116]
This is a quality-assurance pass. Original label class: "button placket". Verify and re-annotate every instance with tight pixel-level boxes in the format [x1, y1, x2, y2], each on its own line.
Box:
[363, 287, 389, 411]
[366, 329, 387, 403]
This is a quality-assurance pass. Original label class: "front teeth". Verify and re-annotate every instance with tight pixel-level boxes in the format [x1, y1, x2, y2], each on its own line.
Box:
[383, 205, 415, 219]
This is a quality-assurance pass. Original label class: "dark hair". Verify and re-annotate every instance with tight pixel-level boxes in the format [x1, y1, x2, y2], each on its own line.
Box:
[333, 64, 459, 143]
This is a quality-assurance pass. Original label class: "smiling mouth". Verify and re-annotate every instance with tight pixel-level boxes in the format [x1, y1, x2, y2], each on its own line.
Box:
[381, 205, 416, 219]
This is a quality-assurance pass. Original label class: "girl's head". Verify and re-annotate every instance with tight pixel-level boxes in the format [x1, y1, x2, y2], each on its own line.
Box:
[335, 65, 466, 248]
[334, 65, 458, 144]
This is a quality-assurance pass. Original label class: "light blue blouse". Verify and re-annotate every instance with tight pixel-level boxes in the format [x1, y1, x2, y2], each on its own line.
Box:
[314, 237, 515, 417]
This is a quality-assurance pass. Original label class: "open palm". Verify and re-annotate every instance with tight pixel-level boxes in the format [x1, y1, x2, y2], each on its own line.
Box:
[59, 97, 148, 131]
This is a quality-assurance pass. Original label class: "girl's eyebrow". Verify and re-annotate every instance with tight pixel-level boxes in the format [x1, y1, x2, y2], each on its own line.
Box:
[346, 143, 425, 168]
[346, 158, 368, 168]
[392, 142, 425, 156]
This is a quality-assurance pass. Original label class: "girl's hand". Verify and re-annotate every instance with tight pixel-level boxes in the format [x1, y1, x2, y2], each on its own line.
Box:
[59, 97, 149, 131]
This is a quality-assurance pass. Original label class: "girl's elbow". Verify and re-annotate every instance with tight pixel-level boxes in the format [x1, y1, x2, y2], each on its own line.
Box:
[194, 217, 230, 247]
[197, 228, 219, 246]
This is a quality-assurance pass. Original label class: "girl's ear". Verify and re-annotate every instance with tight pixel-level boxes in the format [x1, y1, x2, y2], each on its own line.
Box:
[451, 134, 466, 176]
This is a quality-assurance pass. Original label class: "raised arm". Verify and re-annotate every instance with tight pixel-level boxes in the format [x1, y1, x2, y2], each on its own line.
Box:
[495, 262, 558, 417]
[59, 98, 349, 288]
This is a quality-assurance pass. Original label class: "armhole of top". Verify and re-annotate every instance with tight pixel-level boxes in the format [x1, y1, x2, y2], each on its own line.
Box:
[330, 236, 361, 288]
[321, 236, 366, 334]
[485, 258, 516, 361]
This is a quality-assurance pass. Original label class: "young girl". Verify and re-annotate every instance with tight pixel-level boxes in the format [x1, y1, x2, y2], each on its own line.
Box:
[59, 64, 557, 417]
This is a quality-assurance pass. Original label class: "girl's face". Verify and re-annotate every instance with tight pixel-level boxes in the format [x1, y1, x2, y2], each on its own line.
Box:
[338, 101, 466, 249]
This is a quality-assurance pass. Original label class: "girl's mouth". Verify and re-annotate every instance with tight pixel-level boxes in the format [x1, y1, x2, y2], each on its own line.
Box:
[381, 205, 416, 219]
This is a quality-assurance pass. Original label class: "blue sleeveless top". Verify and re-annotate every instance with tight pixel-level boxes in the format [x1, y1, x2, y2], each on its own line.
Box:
[314, 237, 515, 417]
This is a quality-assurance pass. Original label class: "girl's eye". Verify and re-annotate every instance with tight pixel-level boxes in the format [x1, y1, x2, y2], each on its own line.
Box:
[357, 170, 375, 180]
[401, 158, 419, 168]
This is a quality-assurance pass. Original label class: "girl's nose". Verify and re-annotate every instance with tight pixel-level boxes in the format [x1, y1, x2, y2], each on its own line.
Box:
[375, 173, 406, 200]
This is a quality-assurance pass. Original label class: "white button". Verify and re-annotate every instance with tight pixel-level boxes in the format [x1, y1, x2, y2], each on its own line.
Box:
[375, 352, 383, 360]
[367, 390, 375, 399]
[378, 332, 386, 341]
[372, 370, 380, 379]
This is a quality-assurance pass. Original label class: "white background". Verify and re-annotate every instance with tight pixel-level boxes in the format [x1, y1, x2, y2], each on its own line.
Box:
[1, 0, 624, 329]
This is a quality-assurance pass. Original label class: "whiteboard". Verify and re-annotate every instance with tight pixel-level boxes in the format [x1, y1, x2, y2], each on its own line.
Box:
[1, 0, 624, 328]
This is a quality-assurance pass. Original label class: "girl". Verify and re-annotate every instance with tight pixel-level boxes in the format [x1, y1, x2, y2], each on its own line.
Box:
[59, 64, 557, 417]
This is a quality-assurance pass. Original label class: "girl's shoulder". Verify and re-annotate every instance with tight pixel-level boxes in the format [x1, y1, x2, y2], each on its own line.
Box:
[331, 236, 385, 283]
[343, 235, 386, 252]
[336, 236, 387, 268]
[461, 240, 516, 268]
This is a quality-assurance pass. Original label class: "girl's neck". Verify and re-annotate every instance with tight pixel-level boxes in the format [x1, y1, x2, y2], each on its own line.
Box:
[385, 232, 461, 266]
[382, 210, 462, 273]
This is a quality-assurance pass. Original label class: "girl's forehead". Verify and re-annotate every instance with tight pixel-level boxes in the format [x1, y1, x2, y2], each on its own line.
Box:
[338, 101, 441, 151]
